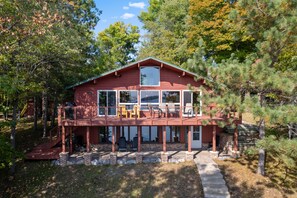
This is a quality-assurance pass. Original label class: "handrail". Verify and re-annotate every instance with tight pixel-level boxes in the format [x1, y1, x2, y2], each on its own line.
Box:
[58, 104, 239, 122]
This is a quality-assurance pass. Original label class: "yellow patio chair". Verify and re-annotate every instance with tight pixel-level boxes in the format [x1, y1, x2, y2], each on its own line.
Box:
[130, 105, 140, 118]
[117, 105, 128, 118]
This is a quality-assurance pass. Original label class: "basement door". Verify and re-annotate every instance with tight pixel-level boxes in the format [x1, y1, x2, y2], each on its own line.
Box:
[191, 126, 202, 149]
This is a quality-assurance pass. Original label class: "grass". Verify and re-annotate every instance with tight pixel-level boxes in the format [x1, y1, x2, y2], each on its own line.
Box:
[0, 161, 203, 198]
[215, 156, 297, 198]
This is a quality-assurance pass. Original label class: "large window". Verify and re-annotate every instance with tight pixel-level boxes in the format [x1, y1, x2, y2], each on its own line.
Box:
[119, 90, 138, 110]
[162, 91, 180, 103]
[140, 90, 159, 110]
[98, 90, 116, 116]
[142, 126, 158, 142]
[166, 126, 180, 142]
[140, 66, 160, 86]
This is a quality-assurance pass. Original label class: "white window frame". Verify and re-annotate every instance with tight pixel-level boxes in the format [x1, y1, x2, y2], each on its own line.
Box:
[161, 90, 181, 106]
[97, 90, 117, 116]
[182, 90, 202, 116]
[139, 66, 160, 87]
[118, 90, 139, 110]
[140, 90, 160, 111]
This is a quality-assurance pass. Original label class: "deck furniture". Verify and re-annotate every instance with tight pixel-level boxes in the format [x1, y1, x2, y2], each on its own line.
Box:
[117, 105, 128, 118]
[184, 103, 193, 117]
[118, 136, 128, 151]
[130, 105, 140, 118]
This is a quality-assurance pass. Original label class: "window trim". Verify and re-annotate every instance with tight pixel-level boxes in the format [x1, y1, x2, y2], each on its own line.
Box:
[97, 90, 117, 117]
[161, 90, 181, 105]
[118, 90, 139, 109]
[140, 90, 160, 111]
[139, 66, 160, 87]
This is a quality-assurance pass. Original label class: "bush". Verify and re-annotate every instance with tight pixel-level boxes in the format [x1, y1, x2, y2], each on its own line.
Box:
[0, 135, 16, 169]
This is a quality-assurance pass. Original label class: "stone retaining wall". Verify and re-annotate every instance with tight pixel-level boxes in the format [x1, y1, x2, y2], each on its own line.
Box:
[92, 143, 186, 152]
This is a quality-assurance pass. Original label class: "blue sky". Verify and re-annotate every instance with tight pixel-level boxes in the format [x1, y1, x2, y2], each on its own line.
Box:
[94, 0, 149, 36]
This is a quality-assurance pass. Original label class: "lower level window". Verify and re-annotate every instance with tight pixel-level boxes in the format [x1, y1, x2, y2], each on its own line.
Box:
[166, 126, 180, 142]
[99, 126, 112, 143]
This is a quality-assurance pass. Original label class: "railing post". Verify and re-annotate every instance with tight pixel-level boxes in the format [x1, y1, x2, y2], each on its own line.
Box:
[74, 107, 77, 120]
[120, 106, 122, 122]
[58, 107, 62, 125]
[63, 107, 66, 120]
[180, 106, 182, 124]
[135, 106, 137, 122]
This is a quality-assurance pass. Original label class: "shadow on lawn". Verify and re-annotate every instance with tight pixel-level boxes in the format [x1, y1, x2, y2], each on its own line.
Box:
[89, 162, 203, 198]
[218, 164, 265, 198]
[1, 161, 203, 198]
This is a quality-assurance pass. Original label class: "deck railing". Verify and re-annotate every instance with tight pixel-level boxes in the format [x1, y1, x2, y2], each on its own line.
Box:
[58, 104, 237, 124]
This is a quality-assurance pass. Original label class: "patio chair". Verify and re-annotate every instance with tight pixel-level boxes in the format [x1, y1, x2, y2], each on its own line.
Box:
[130, 105, 140, 118]
[167, 102, 176, 117]
[184, 103, 193, 117]
[131, 136, 138, 151]
[157, 103, 167, 117]
[118, 136, 127, 151]
[117, 104, 128, 118]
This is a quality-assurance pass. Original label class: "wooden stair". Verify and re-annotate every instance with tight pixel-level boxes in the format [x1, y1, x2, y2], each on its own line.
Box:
[25, 127, 70, 160]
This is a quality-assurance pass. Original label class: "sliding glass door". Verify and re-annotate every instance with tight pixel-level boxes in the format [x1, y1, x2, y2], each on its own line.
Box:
[98, 91, 116, 116]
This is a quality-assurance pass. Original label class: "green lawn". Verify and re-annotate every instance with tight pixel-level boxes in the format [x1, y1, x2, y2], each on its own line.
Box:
[1, 161, 203, 198]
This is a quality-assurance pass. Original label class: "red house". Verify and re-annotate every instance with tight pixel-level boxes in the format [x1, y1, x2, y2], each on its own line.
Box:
[56, 57, 240, 165]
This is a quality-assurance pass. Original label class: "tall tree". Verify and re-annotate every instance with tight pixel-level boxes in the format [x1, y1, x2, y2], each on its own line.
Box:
[0, 0, 100, 172]
[234, 0, 297, 175]
[96, 21, 140, 69]
[187, 0, 255, 62]
[189, 0, 297, 177]
[138, 0, 189, 66]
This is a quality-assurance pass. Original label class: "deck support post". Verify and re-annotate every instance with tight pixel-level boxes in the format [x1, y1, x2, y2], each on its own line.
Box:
[62, 125, 66, 153]
[212, 125, 216, 152]
[112, 126, 115, 153]
[161, 126, 168, 163]
[186, 126, 194, 160]
[69, 127, 73, 154]
[162, 126, 166, 152]
[137, 126, 141, 152]
[188, 126, 192, 152]
[86, 126, 90, 152]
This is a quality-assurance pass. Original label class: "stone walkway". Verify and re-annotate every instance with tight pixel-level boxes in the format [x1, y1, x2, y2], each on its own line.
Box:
[194, 151, 230, 198]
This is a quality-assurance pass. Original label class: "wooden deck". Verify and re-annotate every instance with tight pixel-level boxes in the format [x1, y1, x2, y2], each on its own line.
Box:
[58, 105, 241, 127]
[61, 116, 232, 126]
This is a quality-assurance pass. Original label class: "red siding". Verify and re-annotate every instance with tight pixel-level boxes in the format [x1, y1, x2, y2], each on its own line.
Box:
[202, 126, 223, 144]
[74, 65, 203, 106]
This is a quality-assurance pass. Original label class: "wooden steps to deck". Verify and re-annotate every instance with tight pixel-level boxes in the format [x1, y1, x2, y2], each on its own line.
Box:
[25, 127, 69, 160]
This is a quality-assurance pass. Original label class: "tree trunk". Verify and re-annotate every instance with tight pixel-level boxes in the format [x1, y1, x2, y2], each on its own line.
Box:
[34, 96, 38, 131]
[257, 118, 266, 175]
[42, 91, 48, 138]
[51, 97, 57, 128]
[9, 97, 18, 174]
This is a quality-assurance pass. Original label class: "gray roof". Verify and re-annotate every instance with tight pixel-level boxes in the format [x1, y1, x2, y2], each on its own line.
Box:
[66, 57, 199, 89]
